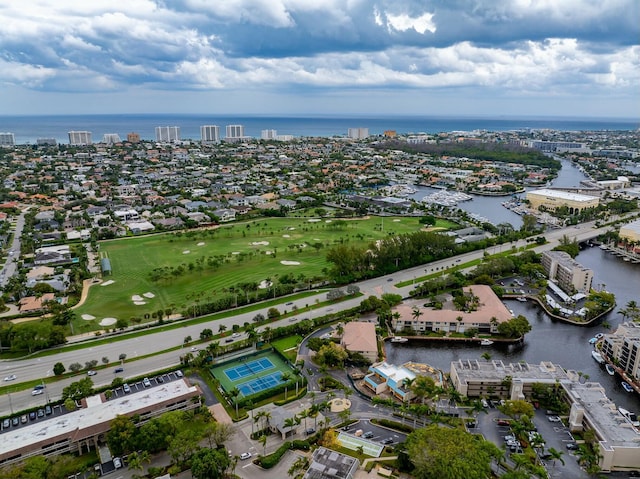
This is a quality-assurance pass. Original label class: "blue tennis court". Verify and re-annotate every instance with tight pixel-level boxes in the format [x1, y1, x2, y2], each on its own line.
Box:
[237, 371, 283, 396]
[224, 357, 275, 381]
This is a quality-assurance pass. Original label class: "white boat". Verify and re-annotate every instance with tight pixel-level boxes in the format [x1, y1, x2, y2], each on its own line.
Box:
[606, 364, 615, 376]
[480, 339, 494, 346]
[592, 351, 604, 364]
[619, 407, 640, 427]
[588, 337, 598, 345]
[390, 336, 408, 343]
[621, 381, 634, 393]
[516, 297, 527, 303]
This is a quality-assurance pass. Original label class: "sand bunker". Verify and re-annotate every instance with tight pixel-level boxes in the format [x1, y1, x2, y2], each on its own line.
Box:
[393, 219, 401, 222]
[252, 241, 269, 246]
[281, 260, 301, 266]
[325, 220, 332, 223]
[288, 227, 296, 230]
[283, 234, 291, 238]
[183, 250, 190, 254]
[132, 295, 143, 301]
[101, 280, 115, 286]
[81, 314, 96, 321]
[265, 251, 273, 255]
[143, 292, 155, 298]
[197, 242, 205, 246]
[308, 219, 321, 222]
[232, 251, 240, 255]
[258, 280, 272, 289]
[100, 317, 117, 326]
[134, 301, 146, 305]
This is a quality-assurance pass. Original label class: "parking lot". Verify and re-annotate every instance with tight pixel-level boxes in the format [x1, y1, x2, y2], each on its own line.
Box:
[108, 370, 184, 399]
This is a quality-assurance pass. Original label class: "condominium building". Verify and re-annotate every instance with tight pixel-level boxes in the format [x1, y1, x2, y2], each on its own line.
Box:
[0, 132, 15, 146]
[36, 138, 57, 146]
[347, 127, 369, 140]
[526, 188, 599, 214]
[68, 131, 92, 146]
[225, 124, 245, 141]
[528, 140, 587, 152]
[155, 126, 180, 143]
[340, 321, 377, 363]
[200, 125, 220, 144]
[600, 322, 640, 384]
[126, 132, 141, 143]
[541, 250, 593, 293]
[261, 129, 277, 140]
[101, 133, 121, 145]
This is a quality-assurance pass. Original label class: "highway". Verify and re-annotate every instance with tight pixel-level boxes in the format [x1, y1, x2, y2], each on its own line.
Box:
[0, 219, 617, 417]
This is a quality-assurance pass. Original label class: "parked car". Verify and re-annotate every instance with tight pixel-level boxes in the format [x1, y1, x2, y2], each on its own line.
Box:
[363, 431, 374, 439]
[175, 370, 183, 378]
[240, 452, 252, 460]
[305, 428, 316, 435]
[44, 405, 52, 415]
[2, 418, 10, 429]
[20, 415, 28, 424]
[547, 415, 562, 423]
[156, 375, 164, 383]
[11, 417, 19, 426]
[123, 383, 131, 393]
[143, 377, 151, 387]
[380, 437, 394, 445]
[496, 419, 511, 426]
[113, 457, 122, 469]
[29, 412, 36, 421]
[37, 409, 44, 418]
[566, 442, 579, 450]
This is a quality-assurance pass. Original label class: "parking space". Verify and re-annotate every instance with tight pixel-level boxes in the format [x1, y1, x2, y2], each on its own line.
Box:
[108, 371, 183, 400]
[1, 403, 67, 434]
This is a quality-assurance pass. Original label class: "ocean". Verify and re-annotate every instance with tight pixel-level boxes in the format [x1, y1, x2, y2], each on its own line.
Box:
[0, 114, 638, 145]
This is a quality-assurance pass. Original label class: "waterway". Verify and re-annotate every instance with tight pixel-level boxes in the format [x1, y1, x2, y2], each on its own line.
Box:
[388, 159, 640, 411]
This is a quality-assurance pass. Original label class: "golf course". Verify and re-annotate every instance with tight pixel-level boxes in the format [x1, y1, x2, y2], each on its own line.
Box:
[73, 215, 457, 328]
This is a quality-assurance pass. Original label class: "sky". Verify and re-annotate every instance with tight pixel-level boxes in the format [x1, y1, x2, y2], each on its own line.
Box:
[0, 0, 638, 118]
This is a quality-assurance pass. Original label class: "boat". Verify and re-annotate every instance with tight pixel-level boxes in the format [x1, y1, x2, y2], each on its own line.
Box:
[480, 339, 494, 346]
[606, 364, 615, 376]
[595, 333, 604, 339]
[516, 297, 527, 302]
[592, 351, 605, 364]
[390, 336, 408, 343]
[619, 407, 640, 427]
[588, 337, 598, 345]
[621, 381, 634, 393]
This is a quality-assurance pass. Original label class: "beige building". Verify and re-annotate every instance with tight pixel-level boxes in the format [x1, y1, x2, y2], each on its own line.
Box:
[619, 220, 640, 243]
[526, 188, 599, 214]
[541, 250, 594, 293]
[600, 322, 640, 387]
[340, 321, 377, 362]
[390, 285, 512, 335]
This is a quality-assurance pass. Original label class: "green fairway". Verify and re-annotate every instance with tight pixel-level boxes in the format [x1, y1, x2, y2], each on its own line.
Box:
[74, 216, 444, 326]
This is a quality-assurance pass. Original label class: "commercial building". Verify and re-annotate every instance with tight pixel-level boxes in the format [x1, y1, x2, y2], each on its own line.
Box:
[526, 188, 599, 214]
[347, 128, 369, 140]
[340, 321, 377, 363]
[390, 285, 512, 335]
[225, 124, 245, 141]
[541, 250, 594, 294]
[0, 132, 15, 146]
[600, 322, 640, 386]
[449, 358, 640, 472]
[303, 447, 359, 479]
[68, 131, 92, 146]
[363, 362, 416, 402]
[155, 126, 180, 143]
[619, 220, 640, 243]
[200, 125, 220, 144]
[0, 379, 201, 467]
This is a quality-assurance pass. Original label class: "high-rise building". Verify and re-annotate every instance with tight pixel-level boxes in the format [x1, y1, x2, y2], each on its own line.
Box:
[348, 127, 369, 140]
[37, 138, 57, 146]
[541, 250, 593, 294]
[200, 125, 220, 144]
[225, 124, 245, 141]
[102, 133, 121, 145]
[0, 133, 15, 146]
[68, 131, 92, 145]
[155, 126, 180, 142]
[261, 129, 277, 140]
[127, 132, 141, 143]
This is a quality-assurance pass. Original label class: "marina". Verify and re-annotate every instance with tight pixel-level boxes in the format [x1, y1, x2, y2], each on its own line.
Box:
[592, 351, 605, 364]
[420, 190, 473, 207]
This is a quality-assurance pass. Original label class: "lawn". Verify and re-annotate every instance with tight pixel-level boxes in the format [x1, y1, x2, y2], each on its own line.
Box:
[73, 216, 446, 327]
[271, 335, 303, 361]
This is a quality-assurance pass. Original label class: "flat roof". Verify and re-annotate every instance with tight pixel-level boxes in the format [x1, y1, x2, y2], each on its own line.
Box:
[451, 359, 571, 383]
[527, 188, 598, 203]
[0, 379, 198, 457]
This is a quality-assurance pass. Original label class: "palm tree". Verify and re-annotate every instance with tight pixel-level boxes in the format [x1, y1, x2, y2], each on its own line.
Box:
[283, 416, 297, 437]
[218, 324, 227, 334]
[411, 306, 423, 322]
[254, 411, 264, 435]
[280, 372, 292, 400]
[259, 434, 268, 456]
[207, 341, 220, 359]
[246, 328, 259, 348]
[298, 409, 309, 430]
[229, 387, 240, 417]
[547, 447, 565, 472]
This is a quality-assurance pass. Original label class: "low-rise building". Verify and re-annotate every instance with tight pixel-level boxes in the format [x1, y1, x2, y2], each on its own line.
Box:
[363, 362, 416, 401]
[303, 447, 359, 479]
[340, 321, 377, 363]
[526, 188, 599, 214]
[619, 220, 640, 243]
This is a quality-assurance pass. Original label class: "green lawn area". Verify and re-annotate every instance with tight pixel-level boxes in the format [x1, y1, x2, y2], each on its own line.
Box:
[74, 216, 434, 325]
[271, 335, 302, 361]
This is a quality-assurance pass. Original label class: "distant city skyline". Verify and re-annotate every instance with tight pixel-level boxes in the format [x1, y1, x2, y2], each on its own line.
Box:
[0, 1, 638, 118]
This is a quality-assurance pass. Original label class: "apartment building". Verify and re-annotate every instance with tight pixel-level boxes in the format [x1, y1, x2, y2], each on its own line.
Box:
[541, 250, 593, 293]
[68, 131, 92, 146]
[126, 132, 141, 143]
[225, 124, 245, 141]
[261, 129, 277, 140]
[0, 132, 15, 146]
[200, 125, 220, 144]
[347, 127, 369, 140]
[155, 126, 180, 143]
[600, 322, 640, 383]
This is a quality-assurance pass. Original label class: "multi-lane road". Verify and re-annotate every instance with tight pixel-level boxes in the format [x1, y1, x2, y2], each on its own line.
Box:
[0, 219, 616, 417]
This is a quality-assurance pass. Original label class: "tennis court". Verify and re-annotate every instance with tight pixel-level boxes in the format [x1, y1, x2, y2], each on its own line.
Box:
[224, 357, 275, 381]
[210, 350, 297, 399]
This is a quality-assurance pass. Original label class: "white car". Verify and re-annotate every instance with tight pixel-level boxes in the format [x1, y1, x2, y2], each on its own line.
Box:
[547, 415, 562, 423]
[231, 332, 241, 338]
[240, 452, 252, 460]
[31, 389, 43, 396]
[87, 370, 97, 376]
[3, 374, 16, 382]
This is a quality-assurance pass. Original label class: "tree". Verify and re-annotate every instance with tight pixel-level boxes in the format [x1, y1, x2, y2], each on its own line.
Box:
[288, 456, 309, 478]
[259, 434, 268, 456]
[62, 377, 94, 401]
[107, 415, 138, 456]
[229, 387, 241, 417]
[190, 447, 230, 479]
[403, 424, 501, 479]
[118, 353, 127, 363]
[547, 446, 565, 471]
[281, 372, 292, 400]
[53, 362, 66, 376]
[168, 429, 200, 467]
[202, 422, 235, 449]
[68, 362, 82, 373]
